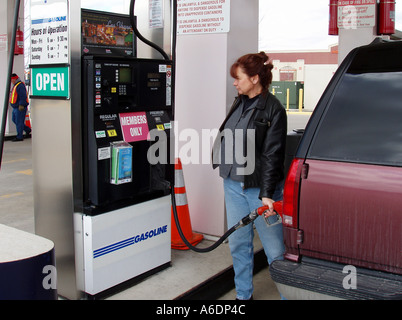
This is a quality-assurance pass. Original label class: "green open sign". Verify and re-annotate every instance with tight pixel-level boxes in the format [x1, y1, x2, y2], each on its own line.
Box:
[31, 66, 69, 99]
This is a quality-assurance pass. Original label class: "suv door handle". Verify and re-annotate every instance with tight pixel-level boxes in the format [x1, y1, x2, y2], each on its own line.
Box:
[302, 163, 309, 179]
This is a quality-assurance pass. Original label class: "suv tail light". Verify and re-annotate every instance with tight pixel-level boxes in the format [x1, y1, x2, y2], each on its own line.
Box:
[282, 158, 303, 228]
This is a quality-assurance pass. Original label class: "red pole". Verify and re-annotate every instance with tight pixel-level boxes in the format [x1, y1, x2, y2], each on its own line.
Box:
[329, 0, 339, 36]
[378, 0, 396, 35]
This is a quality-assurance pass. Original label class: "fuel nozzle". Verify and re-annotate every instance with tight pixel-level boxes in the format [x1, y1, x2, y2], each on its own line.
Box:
[257, 201, 283, 218]
[258, 201, 283, 226]
[236, 201, 284, 230]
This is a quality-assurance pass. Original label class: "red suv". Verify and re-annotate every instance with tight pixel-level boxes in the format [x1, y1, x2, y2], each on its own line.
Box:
[270, 39, 402, 300]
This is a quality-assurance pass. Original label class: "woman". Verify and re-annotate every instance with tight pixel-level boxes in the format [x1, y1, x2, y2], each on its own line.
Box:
[213, 52, 287, 300]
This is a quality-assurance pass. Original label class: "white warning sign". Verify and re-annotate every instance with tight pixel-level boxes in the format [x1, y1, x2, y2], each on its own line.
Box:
[338, 0, 376, 29]
[177, 0, 230, 35]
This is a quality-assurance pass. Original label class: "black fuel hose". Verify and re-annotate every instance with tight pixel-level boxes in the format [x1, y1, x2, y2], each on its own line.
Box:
[0, 0, 21, 169]
[129, 0, 170, 61]
[171, 185, 265, 253]
[171, 187, 239, 253]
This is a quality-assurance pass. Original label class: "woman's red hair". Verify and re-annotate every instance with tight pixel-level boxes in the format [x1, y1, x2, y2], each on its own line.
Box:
[230, 52, 274, 94]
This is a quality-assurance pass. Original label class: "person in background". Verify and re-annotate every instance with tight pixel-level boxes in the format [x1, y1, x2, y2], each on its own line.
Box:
[213, 52, 287, 300]
[10, 73, 30, 142]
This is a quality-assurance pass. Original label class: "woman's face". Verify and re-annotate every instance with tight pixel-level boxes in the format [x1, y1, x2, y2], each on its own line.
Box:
[232, 67, 260, 98]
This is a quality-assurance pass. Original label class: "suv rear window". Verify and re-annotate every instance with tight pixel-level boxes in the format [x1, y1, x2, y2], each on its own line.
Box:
[307, 52, 402, 167]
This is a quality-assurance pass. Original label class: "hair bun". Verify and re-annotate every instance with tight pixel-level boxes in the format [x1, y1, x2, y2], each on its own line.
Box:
[259, 52, 273, 71]
[230, 52, 274, 93]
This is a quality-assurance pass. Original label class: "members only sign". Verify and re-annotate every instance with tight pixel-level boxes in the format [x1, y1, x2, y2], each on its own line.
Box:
[120, 112, 150, 143]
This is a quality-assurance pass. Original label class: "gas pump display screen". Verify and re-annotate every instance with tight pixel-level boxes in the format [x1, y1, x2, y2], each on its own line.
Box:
[119, 68, 132, 83]
[148, 73, 161, 88]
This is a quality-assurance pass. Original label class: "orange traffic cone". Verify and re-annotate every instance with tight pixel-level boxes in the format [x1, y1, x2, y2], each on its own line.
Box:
[25, 107, 31, 129]
[171, 158, 203, 250]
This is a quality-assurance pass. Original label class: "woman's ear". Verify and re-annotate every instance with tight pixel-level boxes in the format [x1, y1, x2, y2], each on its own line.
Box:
[251, 75, 259, 85]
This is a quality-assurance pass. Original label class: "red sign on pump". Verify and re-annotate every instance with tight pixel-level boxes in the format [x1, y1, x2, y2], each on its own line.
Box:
[119, 112, 150, 143]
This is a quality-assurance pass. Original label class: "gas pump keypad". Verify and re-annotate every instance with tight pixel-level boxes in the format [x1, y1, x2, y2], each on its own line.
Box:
[119, 85, 127, 95]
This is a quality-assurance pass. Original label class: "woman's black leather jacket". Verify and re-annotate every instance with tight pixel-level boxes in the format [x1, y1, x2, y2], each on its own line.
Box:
[213, 92, 287, 199]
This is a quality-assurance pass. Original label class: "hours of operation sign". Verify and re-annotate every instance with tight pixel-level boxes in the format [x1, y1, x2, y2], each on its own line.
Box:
[177, 0, 230, 34]
[30, 0, 69, 65]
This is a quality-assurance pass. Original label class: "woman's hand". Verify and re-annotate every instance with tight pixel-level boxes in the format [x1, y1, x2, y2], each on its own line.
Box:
[261, 197, 276, 217]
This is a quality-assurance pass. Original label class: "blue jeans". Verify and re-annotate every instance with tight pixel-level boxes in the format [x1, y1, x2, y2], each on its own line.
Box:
[224, 178, 285, 300]
[12, 107, 30, 139]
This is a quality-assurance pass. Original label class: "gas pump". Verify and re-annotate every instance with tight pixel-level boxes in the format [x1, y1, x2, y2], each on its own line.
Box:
[82, 56, 173, 212]
[75, 8, 174, 297]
